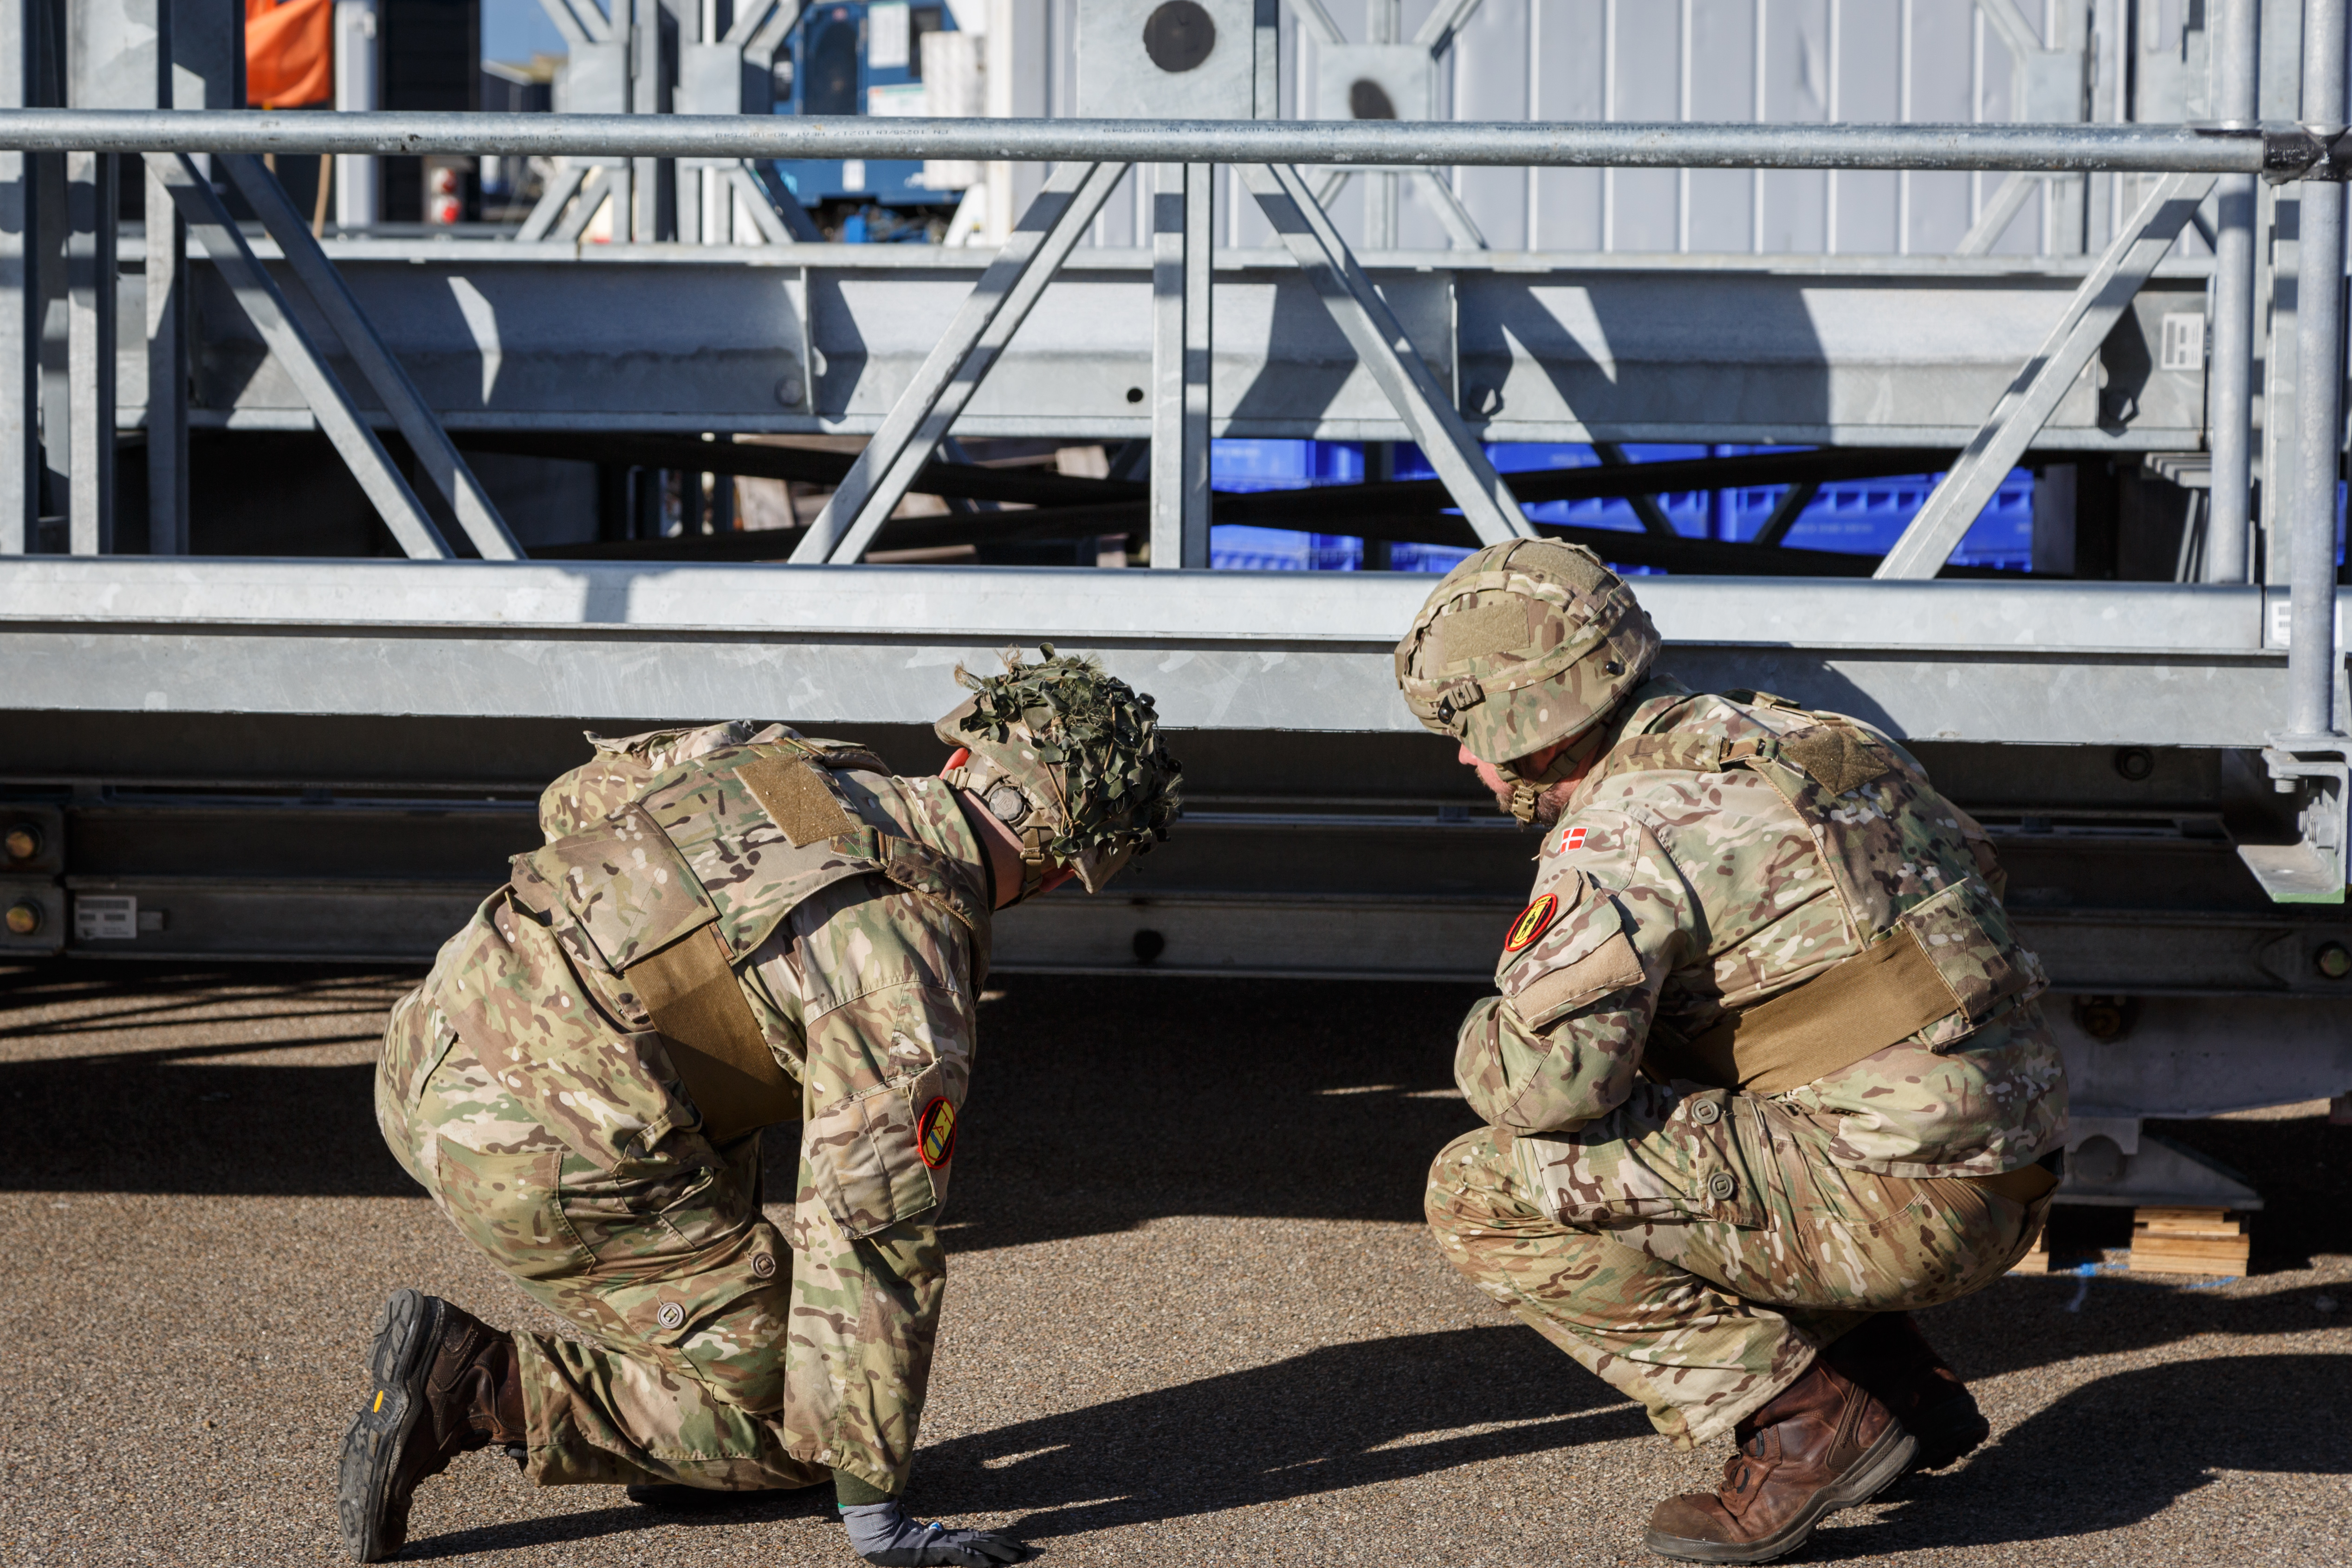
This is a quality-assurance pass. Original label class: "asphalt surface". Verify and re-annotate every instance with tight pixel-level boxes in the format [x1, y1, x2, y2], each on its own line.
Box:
[1, 959, 2346, 1568]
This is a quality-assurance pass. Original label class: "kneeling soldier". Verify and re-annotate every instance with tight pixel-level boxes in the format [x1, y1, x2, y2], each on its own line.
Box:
[1397, 543, 2065, 1563]
[339, 649, 1181, 1564]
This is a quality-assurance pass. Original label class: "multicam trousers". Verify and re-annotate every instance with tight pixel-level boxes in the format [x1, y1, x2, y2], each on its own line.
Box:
[1425, 1082, 2046, 1448]
[373, 987, 940, 1495]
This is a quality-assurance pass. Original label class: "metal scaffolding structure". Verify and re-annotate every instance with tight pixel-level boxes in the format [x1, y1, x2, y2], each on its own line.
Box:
[2, 0, 2350, 1213]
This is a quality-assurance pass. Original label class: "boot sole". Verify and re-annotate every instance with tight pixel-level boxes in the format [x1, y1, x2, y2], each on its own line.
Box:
[1642, 1425, 1919, 1565]
[336, 1288, 440, 1563]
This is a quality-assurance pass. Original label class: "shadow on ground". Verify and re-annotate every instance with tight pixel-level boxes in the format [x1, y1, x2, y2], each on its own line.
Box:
[1806, 1353, 2352, 1558]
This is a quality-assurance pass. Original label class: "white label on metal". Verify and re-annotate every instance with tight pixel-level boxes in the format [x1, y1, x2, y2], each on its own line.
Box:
[76, 895, 137, 941]
[868, 3, 911, 68]
[2160, 312, 2205, 372]
[867, 83, 928, 117]
[2269, 598, 2350, 648]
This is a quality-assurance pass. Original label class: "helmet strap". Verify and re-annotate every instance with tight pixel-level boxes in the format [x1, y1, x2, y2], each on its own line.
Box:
[1496, 724, 1613, 824]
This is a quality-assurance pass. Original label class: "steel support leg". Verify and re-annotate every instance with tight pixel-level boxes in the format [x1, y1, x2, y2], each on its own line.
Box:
[0, 0, 36, 554]
[2285, 0, 2347, 742]
[2207, 0, 2262, 583]
[153, 153, 452, 560]
[796, 161, 1129, 564]
[1876, 170, 2217, 580]
[143, 156, 186, 554]
[1238, 161, 1533, 546]
[2239, 0, 2352, 906]
[1150, 162, 1211, 570]
[217, 152, 520, 559]
[65, 149, 113, 555]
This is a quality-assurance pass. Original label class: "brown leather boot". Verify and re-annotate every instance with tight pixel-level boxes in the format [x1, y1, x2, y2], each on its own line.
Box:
[1824, 1311, 1989, 1471]
[336, 1289, 527, 1562]
[1643, 1355, 1917, 1564]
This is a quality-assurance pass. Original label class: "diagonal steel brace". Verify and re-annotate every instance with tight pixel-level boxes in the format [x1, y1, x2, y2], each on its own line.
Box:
[1875, 169, 2217, 580]
[1239, 161, 1534, 545]
[799, 161, 1130, 564]
[152, 154, 453, 560]
[218, 153, 522, 560]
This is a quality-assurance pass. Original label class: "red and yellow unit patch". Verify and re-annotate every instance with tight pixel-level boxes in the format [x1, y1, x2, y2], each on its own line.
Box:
[1503, 894, 1559, 954]
[915, 1096, 959, 1169]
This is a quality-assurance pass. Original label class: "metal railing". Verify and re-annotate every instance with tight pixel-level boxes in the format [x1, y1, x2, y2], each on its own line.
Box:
[0, 109, 2331, 175]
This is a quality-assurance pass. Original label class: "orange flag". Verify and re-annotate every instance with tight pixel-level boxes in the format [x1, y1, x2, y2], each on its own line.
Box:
[246, 0, 335, 109]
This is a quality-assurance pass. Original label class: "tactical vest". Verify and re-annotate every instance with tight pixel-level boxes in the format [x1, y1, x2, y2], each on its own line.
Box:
[507, 728, 988, 1143]
[1599, 690, 2046, 1096]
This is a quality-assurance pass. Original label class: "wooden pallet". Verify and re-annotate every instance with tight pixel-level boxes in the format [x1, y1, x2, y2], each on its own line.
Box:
[2125, 1207, 2248, 1277]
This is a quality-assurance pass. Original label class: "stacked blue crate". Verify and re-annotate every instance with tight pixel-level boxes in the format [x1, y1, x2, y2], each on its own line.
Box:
[1206, 440, 2036, 573]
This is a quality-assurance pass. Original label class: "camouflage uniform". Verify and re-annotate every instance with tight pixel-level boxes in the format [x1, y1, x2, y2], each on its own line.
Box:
[374, 720, 991, 1497]
[1402, 545, 2066, 1451]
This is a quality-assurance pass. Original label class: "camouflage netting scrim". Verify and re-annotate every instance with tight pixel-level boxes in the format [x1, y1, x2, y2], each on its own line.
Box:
[937, 645, 1184, 894]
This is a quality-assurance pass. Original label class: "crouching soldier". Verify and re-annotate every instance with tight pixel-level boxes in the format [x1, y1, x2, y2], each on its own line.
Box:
[1396, 542, 2066, 1563]
[339, 649, 1181, 1564]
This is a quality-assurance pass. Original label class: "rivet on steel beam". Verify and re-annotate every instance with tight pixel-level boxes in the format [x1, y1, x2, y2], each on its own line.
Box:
[2, 823, 40, 862]
[4, 901, 41, 937]
[2315, 942, 2352, 980]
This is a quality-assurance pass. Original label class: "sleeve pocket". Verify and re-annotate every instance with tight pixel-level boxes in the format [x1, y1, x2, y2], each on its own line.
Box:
[803, 1062, 951, 1238]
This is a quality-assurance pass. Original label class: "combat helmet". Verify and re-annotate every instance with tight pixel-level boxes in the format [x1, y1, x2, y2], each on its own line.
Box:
[936, 645, 1184, 899]
[1394, 539, 1660, 821]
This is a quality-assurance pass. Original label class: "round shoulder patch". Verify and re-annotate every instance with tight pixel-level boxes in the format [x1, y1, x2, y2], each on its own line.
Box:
[915, 1096, 959, 1169]
[1503, 894, 1559, 954]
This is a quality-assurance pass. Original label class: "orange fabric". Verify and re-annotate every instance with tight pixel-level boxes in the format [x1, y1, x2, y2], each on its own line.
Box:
[246, 0, 335, 109]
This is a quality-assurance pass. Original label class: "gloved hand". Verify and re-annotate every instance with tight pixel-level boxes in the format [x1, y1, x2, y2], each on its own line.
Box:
[840, 1500, 1033, 1567]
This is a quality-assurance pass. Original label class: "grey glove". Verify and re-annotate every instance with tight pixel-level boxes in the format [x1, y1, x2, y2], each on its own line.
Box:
[840, 1500, 1033, 1567]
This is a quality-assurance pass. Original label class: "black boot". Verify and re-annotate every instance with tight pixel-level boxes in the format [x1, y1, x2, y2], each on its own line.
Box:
[1823, 1312, 1990, 1471]
[337, 1289, 526, 1562]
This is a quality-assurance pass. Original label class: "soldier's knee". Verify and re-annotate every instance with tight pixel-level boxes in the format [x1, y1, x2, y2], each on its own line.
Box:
[1425, 1126, 1515, 1236]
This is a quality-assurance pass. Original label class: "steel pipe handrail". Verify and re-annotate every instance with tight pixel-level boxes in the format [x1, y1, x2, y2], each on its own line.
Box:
[0, 109, 2320, 174]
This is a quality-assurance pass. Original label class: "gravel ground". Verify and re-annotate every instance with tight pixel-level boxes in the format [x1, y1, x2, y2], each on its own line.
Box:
[0, 960, 2346, 1568]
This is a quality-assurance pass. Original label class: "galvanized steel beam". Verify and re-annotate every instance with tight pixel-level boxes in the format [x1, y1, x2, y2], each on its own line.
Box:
[1241, 161, 1533, 544]
[793, 161, 1129, 564]
[0, 108, 2300, 174]
[150, 154, 454, 559]
[1150, 162, 1212, 569]
[1874, 171, 2217, 580]
[214, 153, 522, 560]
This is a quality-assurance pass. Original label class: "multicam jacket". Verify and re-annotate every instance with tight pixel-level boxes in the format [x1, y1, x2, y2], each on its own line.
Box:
[398, 720, 993, 1493]
[1457, 679, 2068, 1178]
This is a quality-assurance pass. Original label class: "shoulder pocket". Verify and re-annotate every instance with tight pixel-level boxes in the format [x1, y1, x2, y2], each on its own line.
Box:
[1498, 870, 1647, 1030]
[1895, 875, 2047, 1048]
[509, 803, 718, 973]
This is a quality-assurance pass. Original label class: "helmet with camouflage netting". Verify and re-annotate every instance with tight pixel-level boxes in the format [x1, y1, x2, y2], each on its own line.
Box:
[936, 645, 1184, 899]
[1394, 539, 1661, 822]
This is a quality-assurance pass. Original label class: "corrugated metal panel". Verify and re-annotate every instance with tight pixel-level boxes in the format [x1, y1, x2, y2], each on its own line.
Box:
[1035, 0, 2228, 259]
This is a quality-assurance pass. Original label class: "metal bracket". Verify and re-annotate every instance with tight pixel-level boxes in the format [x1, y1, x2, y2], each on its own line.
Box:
[2240, 736, 2352, 904]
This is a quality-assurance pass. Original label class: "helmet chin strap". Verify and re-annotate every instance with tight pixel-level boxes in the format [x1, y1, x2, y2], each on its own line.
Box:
[1494, 726, 1610, 824]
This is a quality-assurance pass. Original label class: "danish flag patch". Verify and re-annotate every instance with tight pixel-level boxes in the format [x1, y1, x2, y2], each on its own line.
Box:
[1560, 825, 1587, 853]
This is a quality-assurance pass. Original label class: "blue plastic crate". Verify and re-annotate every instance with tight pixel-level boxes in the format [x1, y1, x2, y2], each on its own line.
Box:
[1205, 439, 2037, 574]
